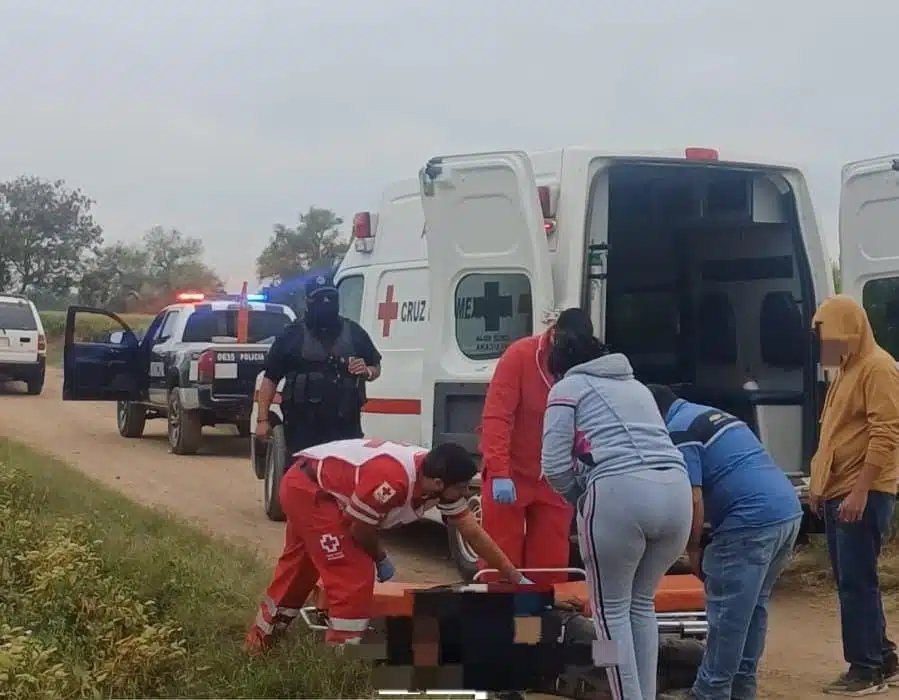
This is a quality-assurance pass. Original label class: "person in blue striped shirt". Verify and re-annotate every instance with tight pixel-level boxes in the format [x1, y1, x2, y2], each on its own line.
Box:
[648, 385, 801, 700]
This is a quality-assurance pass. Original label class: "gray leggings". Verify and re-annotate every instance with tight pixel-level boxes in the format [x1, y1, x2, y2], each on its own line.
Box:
[577, 467, 693, 700]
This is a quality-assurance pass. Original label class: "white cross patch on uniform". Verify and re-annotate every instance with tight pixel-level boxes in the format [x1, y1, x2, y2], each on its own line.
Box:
[319, 533, 341, 556]
[373, 481, 397, 504]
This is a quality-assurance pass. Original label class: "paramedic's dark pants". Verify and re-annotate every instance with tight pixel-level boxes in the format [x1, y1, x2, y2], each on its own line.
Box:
[825, 491, 897, 675]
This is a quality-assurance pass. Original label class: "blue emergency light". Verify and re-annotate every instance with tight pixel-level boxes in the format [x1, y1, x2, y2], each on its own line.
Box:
[246, 293, 267, 302]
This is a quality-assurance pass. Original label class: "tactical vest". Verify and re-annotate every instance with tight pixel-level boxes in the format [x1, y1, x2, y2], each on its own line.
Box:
[283, 320, 365, 425]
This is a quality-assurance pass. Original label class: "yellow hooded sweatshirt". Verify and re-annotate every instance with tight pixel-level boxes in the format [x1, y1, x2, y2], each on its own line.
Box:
[811, 294, 899, 500]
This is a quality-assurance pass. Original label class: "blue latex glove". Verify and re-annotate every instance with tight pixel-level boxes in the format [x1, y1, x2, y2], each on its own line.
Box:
[519, 575, 534, 584]
[492, 478, 517, 505]
[376, 555, 395, 583]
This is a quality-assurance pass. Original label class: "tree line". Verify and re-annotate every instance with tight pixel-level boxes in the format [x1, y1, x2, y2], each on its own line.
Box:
[0, 175, 349, 313]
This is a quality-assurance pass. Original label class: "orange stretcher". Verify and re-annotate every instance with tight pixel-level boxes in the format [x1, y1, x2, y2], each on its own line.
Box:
[310, 571, 705, 619]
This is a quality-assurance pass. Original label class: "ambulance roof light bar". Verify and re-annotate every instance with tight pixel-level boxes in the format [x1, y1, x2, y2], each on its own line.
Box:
[176, 292, 206, 302]
[684, 147, 719, 161]
[352, 211, 377, 253]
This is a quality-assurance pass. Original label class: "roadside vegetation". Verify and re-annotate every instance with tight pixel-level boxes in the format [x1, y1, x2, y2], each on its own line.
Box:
[0, 438, 371, 699]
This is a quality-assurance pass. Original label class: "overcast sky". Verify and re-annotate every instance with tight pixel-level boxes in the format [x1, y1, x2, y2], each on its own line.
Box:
[1, 0, 897, 287]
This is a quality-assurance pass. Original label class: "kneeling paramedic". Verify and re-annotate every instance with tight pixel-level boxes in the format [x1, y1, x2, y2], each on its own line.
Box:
[255, 274, 381, 452]
[649, 385, 801, 700]
[245, 438, 530, 651]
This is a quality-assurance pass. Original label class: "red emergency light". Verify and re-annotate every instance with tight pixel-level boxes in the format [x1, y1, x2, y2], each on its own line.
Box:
[176, 292, 206, 302]
[353, 211, 376, 254]
[538, 185, 558, 235]
[684, 147, 719, 161]
[353, 212, 373, 238]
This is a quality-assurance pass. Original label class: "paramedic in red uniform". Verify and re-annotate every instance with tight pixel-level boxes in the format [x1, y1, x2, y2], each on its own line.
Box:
[245, 438, 528, 651]
[478, 310, 586, 584]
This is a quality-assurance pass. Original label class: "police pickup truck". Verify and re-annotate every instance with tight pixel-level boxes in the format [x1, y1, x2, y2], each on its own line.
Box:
[62, 292, 296, 455]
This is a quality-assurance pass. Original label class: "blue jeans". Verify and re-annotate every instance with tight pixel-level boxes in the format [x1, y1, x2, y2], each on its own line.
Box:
[692, 517, 801, 700]
[825, 490, 896, 674]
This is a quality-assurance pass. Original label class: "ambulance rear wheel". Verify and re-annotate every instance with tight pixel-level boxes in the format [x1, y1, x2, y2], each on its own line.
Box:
[264, 424, 287, 522]
[447, 490, 482, 581]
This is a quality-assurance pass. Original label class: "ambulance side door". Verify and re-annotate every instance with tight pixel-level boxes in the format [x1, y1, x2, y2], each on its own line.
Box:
[418, 151, 555, 452]
[840, 155, 899, 363]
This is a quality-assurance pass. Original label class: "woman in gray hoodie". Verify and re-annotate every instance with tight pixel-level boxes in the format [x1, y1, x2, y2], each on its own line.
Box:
[541, 309, 693, 700]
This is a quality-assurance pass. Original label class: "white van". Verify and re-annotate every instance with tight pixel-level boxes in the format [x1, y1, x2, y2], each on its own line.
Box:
[254, 148, 899, 577]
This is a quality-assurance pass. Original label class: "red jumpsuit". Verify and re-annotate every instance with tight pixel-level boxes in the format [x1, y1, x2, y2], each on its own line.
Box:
[245, 438, 469, 650]
[479, 331, 574, 585]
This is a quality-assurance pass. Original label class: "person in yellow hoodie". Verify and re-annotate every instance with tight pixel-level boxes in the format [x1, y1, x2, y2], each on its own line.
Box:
[810, 294, 899, 697]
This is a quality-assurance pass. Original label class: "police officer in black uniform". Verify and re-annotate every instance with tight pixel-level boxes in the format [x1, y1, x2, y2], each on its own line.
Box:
[255, 274, 381, 454]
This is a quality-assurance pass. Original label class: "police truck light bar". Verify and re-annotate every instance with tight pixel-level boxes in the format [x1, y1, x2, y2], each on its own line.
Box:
[176, 292, 206, 302]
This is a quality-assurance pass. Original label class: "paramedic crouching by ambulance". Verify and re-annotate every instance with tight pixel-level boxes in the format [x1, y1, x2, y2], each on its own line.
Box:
[255, 275, 381, 452]
[244, 438, 530, 651]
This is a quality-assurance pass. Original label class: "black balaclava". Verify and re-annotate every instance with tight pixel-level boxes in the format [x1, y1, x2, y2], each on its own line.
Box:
[304, 275, 340, 331]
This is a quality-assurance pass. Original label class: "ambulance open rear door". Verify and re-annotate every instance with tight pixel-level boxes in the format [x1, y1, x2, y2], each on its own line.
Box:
[418, 151, 555, 453]
[840, 156, 899, 349]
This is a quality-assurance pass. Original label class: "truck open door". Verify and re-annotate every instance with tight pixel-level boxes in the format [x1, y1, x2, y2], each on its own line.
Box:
[418, 151, 555, 454]
[62, 307, 148, 402]
[840, 155, 899, 358]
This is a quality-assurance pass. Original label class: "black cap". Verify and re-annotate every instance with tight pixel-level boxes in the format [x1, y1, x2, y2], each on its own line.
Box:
[304, 274, 337, 299]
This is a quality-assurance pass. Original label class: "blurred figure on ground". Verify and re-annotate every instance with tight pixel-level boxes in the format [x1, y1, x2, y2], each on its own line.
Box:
[809, 294, 899, 696]
[541, 309, 692, 700]
[477, 310, 576, 585]
[648, 384, 801, 700]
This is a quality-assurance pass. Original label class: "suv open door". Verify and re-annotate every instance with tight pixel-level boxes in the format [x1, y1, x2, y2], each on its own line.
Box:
[62, 307, 148, 401]
[418, 151, 555, 452]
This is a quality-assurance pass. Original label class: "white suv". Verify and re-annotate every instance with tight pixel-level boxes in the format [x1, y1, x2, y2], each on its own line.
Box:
[0, 294, 46, 395]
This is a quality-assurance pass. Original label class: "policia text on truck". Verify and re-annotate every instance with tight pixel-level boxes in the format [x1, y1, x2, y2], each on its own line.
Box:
[255, 275, 382, 455]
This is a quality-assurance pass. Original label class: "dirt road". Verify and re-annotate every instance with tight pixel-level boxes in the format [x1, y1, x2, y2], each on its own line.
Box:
[0, 370, 865, 698]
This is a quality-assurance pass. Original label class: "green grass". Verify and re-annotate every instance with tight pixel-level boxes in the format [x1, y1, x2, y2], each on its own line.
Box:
[0, 438, 371, 699]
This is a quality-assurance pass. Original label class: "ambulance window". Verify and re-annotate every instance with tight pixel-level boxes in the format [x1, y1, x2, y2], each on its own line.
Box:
[338, 275, 364, 323]
[454, 273, 533, 360]
[863, 277, 899, 360]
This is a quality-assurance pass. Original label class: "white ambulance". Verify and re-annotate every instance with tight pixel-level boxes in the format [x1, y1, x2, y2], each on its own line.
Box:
[252, 147, 899, 578]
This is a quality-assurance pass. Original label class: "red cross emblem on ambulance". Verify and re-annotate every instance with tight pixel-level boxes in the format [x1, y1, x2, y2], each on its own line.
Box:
[378, 285, 399, 337]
